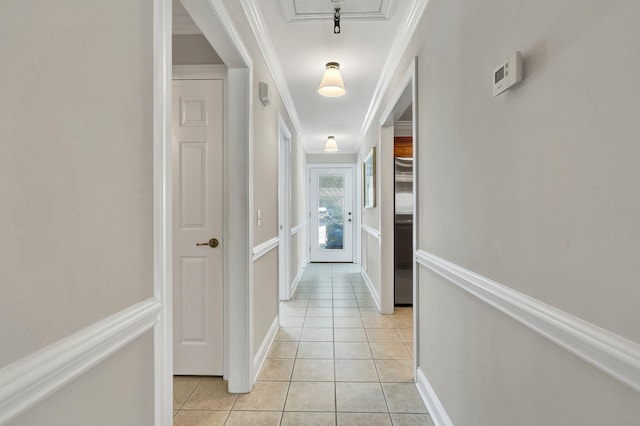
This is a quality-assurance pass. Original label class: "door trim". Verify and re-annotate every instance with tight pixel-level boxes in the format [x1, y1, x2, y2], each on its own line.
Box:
[307, 163, 357, 263]
[278, 115, 292, 301]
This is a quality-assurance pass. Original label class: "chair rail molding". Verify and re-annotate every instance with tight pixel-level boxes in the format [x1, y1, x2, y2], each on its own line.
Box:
[291, 221, 307, 236]
[252, 237, 280, 261]
[416, 249, 640, 393]
[361, 223, 381, 239]
[0, 298, 161, 424]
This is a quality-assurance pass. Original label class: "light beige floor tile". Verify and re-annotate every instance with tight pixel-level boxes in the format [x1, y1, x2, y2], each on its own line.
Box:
[333, 308, 361, 317]
[337, 413, 392, 425]
[233, 381, 289, 411]
[333, 289, 355, 295]
[292, 292, 311, 300]
[335, 382, 388, 413]
[334, 328, 368, 342]
[310, 293, 333, 300]
[173, 410, 178, 418]
[308, 300, 334, 308]
[225, 411, 282, 426]
[390, 414, 435, 426]
[281, 412, 336, 426]
[173, 376, 201, 409]
[405, 343, 414, 358]
[183, 377, 237, 410]
[333, 293, 356, 300]
[335, 359, 379, 382]
[285, 382, 336, 412]
[369, 343, 411, 359]
[375, 359, 414, 382]
[300, 327, 334, 342]
[281, 307, 308, 317]
[279, 316, 305, 328]
[334, 317, 364, 328]
[275, 327, 302, 342]
[362, 316, 394, 329]
[333, 299, 359, 308]
[389, 316, 413, 329]
[283, 300, 310, 308]
[297, 342, 334, 359]
[304, 317, 334, 328]
[356, 300, 377, 308]
[382, 383, 427, 414]
[307, 307, 334, 317]
[267, 342, 298, 359]
[173, 410, 229, 426]
[257, 359, 294, 381]
[334, 342, 372, 359]
[292, 359, 335, 381]
[365, 328, 402, 343]
[398, 328, 413, 342]
[359, 308, 381, 316]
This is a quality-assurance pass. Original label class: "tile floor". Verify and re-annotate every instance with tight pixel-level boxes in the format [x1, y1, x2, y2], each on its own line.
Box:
[173, 263, 433, 425]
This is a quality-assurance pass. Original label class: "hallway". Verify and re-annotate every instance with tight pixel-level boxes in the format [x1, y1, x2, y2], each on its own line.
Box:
[173, 263, 432, 425]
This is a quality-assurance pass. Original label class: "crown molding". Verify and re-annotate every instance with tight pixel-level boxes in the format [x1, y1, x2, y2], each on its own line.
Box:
[359, 0, 429, 140]
[279, 0, 396, 22]
[240, 0, 304, 146]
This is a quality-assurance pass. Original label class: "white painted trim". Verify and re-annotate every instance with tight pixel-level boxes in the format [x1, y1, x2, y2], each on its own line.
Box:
[416, 367, 453, 426]
[361, 268, 382, 312]
[289, 261, 306, 298]
[153, 0, 172, 424]
[415, 250, 640, 393]
[291, 222, 307, 236]
[172, 64, 227, 79]
[240, 0, 304, 145]
[0, 299, 161, 424]
[279, 0, 396, 22]
[278, 115, 292, 302]
[252, 237, 280, 261]
[361, 223, 381, 239]
[394, 121, 412, 132]
[359, 0, 429, 139]
[252, 317, 279, 383]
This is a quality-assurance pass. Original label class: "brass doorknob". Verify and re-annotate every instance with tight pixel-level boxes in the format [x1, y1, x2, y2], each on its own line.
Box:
[196, 238, 219, 248]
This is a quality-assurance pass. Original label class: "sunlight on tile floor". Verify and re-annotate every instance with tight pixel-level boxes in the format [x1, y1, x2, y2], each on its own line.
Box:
[173, 263, 433, 425]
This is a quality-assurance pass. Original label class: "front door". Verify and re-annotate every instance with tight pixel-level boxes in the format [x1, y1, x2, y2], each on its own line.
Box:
[172, 78, 224, 375]
[309, 167, 354, 262]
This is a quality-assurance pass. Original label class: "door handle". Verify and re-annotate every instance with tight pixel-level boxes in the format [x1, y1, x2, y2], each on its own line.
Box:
[196, 238, 219, 248]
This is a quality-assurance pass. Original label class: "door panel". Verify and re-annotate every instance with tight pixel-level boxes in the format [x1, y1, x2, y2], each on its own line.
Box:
[173, 79, 224, 375]
[309, 167, 354, 262]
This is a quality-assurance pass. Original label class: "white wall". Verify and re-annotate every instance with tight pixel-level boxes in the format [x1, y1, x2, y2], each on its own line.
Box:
[414, 0, 640, 423]
[0, 0, 156, 423]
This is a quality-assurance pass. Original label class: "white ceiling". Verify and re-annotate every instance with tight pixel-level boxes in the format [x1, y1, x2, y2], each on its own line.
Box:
[173, 0, 420, 153]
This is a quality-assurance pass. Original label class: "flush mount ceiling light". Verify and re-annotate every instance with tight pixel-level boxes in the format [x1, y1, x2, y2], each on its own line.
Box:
[324, 136, 339, 152]
[318, 62, 346, 97]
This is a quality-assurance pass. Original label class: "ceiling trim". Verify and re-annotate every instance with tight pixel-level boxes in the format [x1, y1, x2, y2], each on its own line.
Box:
[240, 0, 305, 149]
[358, 0, 429, 142]
[279, 0, 396, 22]
[172, 15, 202, 35]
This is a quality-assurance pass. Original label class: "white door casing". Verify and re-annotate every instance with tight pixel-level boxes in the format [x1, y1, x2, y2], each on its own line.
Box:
[309, 166, 355, 263]
[278, 116, 292, 300]
[172, 78, 224, 375]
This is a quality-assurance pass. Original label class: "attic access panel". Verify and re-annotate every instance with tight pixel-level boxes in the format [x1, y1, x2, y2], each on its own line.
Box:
[281, 0, 395, 21]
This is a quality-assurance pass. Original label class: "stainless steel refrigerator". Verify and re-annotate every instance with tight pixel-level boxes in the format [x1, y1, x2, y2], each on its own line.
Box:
[394, 157, 413, 305]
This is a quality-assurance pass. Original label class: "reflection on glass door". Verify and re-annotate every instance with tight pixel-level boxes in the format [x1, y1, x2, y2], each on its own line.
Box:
[309, 167, 354, 262]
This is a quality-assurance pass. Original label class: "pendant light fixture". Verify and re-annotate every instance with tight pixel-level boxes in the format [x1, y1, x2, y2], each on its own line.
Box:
[324, 136, 338, 152]
[318, 62, 346, 97]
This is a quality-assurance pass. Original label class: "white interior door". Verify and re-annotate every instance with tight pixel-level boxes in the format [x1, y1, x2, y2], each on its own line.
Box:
[172, 79, 224, 375]
[309, 167, 354, 262]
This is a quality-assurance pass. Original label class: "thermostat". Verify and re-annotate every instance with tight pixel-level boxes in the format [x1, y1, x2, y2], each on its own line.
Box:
[493, 51, 523, 96]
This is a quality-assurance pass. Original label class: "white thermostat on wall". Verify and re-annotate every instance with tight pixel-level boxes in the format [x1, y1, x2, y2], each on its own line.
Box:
[493, 51, 524, 96]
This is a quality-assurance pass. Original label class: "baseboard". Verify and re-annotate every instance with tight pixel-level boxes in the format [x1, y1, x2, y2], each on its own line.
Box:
[416, 367, 453, 426]
[252, 316, 279, 383]
[289, 262, 306, 298]
[361, 268, 382, 312]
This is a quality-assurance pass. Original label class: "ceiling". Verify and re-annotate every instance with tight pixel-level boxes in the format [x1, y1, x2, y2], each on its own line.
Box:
[173, 0, 422, 153]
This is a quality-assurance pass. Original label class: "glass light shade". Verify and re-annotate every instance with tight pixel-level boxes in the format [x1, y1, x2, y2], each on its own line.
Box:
[318, 62, 345, 97]
[324, 136, 338, 152]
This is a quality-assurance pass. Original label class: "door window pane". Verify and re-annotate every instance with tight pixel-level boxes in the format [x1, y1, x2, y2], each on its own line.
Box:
[318, 175, 344, 250]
